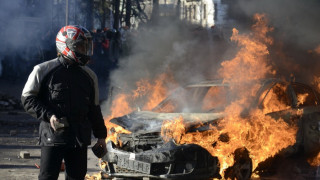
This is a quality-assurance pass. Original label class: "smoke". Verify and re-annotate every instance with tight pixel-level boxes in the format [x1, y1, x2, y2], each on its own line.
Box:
[0, 0, 93, 79]
[0, 0, 56, 79]
[109, 18, 231, 93]
[109, 0, 320, 101]
[0, 0, 52, 50]
[104, 2, 319, 177]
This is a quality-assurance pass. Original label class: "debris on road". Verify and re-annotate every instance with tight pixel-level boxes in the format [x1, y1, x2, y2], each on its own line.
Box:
[35, 163, 40, 169]
[19, 151, 30, 159]
[9, 130, 17, 136]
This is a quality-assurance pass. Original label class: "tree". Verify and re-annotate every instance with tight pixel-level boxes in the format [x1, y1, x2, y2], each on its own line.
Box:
[125, 0, 132, 27]
[151, 0, 159, 23]
[113, 0, 120, 29]
[86, 0, 94, 30]
[101, 0, 107, 28]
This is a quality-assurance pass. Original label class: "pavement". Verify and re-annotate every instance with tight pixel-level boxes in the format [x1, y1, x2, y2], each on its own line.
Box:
[0, 78, 106, 180]
[0, 111, 104, 180]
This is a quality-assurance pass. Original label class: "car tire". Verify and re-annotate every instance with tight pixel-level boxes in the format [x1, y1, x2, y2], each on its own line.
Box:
[224, 147, 253, 180]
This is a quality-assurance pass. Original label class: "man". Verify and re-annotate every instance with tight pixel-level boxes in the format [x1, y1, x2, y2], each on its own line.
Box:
[21, 25, 107, 180]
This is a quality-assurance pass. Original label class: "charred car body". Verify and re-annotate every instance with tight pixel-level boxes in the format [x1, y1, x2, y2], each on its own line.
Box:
[102, 79, 320, 179]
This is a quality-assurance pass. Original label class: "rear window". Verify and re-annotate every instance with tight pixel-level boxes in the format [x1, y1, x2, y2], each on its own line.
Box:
[153, 86, 229, 113]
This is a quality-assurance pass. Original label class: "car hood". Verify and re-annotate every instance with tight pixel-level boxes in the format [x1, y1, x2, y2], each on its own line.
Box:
[110, 111, 224, 134]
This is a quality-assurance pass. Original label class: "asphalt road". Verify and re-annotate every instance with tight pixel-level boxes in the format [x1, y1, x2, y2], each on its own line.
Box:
[0, 77, 111, 180]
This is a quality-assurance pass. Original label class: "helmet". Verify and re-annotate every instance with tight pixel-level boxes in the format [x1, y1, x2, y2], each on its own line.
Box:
[56, 25, 93, 65]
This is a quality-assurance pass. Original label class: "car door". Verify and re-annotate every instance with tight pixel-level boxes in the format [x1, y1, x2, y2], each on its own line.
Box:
[258, 81, 302, 155]
[290, 82, 320, 155]
[259, 82, 295, 122]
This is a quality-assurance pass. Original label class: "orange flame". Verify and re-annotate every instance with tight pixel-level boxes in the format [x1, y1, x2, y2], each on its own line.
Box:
[313, 76, 320, 92]
[202, 86, 228, 111]
[308, 152, 320, 167]
[133, 73, 174, 110]
[99, 13, 301, 179]
[104, 93, 133, 144]
[161, 116, 186, 142]
[219, 14, 275, 84]
[85, 172, 101, 180]
[104, 73, 176, 145]
[100, 160, 107, 170]
[162, 110, 297, 174]
[297, 93, 309, 106]
[315, 45, 320, 55]
[262, 83, 291, 114]
[144, 73, 174, 110]
[161, 13, 298, 176]
[105, 122, 131, 145]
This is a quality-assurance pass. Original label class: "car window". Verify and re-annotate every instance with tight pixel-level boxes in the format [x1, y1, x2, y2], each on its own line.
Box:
[153, 86, 228, 113]
[151, 88, 185, 113]
[292, 83, 318, 107]
[153, 87, 203, 113]
[202, 86, 228, 112]
[261, 83, 291, 114]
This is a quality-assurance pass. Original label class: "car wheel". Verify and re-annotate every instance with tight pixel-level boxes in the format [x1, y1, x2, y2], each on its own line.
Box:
[224, 148, 253, 180]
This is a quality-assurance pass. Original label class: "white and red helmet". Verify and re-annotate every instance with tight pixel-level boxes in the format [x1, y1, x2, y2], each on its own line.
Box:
[56, 25, 93, 65]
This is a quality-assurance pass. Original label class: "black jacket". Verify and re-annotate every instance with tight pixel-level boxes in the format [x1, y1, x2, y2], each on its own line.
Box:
[21, 57, 107, 146]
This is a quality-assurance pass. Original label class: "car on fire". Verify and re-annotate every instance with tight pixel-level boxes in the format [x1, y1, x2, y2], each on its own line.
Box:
[101, 79, 320, 180]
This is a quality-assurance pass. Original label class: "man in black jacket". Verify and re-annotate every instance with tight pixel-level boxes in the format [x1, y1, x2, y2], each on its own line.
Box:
[21, 25, 107, 180]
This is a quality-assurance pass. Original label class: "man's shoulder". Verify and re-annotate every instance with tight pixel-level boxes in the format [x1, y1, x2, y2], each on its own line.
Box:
[36, 58, 60, 69]
[33, 58, 61, 75]
[80, 66, 98, 80]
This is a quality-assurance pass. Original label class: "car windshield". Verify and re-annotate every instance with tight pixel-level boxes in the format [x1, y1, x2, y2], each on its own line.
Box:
[152, 85, 230, 113]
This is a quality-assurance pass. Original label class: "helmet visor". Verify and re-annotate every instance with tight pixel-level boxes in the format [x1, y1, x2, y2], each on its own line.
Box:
[73, 36, 93, 56]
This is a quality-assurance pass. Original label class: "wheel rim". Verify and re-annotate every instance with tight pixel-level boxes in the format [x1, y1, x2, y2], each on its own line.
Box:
[233, 158, 252, 180]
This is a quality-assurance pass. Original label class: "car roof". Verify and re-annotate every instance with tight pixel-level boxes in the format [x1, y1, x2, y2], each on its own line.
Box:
[186, 79, 228, 87]
[186, 78, 281, 88]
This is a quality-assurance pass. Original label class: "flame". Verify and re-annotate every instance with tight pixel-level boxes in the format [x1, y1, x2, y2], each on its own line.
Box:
[100, 160, 107, 170]
[218, 13, 276, 115]
[297, 93, 309, 106]
[104, 93, 133, 145]
[105, 122, 131, 145]
[98, 13, 302, 178]
[105, 73, 174, 121]
[161, 13, 298, 176]
[161, 116, 186, 142]
[219, 14, 275, 84]
[202, 86, 228, 111]
[104, 73, 176, 145]
[84, 160, 107, 180]
[153, 100, 176, 113]
[162, 110, 297, 175]
[85, 172, 101, 180]
[315, 45, 320, 55]
[134, 73, 174, 110]
[308, 152, 320, 167]
[262, 83, 291, 114]
[313, 76, 320, 92]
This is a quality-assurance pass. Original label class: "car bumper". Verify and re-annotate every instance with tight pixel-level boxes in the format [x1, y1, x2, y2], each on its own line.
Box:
[101, 141, 219, 179]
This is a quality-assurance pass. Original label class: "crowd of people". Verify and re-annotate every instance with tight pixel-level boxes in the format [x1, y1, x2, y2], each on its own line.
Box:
[88, 25, 135, 81]
[89, 27, 122, 80]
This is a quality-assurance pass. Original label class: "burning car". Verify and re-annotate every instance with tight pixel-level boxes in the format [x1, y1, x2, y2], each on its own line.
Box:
[101, 79, 320, 179]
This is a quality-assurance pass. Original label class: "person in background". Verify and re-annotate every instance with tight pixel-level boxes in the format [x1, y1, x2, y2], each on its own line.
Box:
[21, 25, 107, 180]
